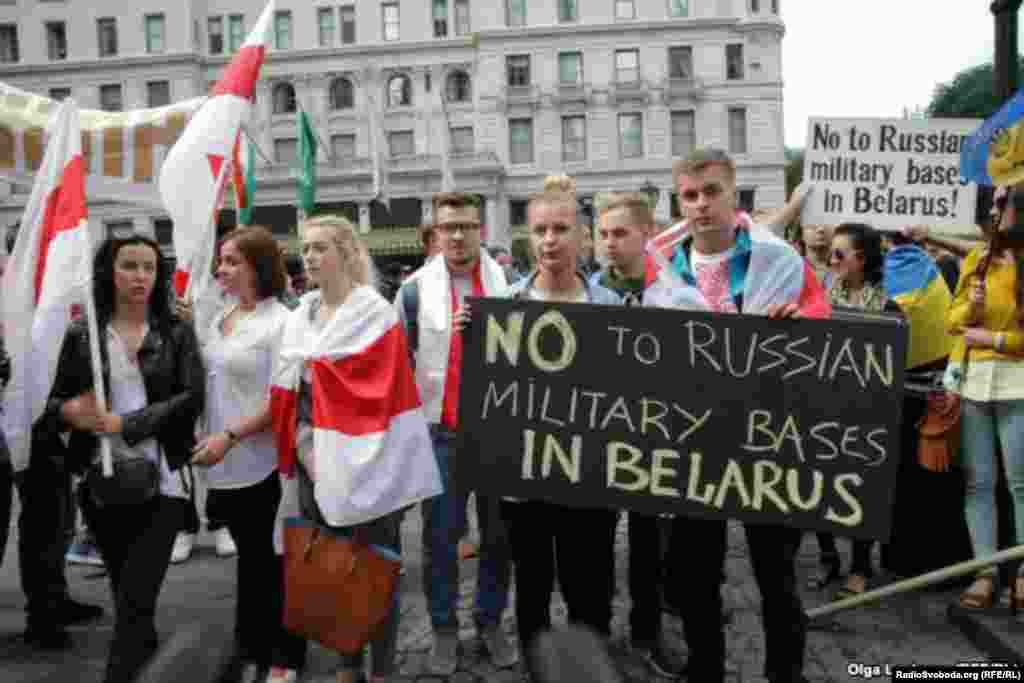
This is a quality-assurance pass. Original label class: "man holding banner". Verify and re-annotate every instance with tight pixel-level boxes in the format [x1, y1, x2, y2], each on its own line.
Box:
[645, 148, 831, 683]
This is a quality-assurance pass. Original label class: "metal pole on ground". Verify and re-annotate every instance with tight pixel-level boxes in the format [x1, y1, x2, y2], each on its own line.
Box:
[806, 544, 1024, 622]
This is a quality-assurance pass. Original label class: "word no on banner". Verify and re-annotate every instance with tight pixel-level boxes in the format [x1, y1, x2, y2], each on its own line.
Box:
[457, 298, 908, 541]
[802, 117, 981, 238]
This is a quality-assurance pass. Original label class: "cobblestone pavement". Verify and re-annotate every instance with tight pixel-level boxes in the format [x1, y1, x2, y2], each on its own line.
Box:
[0, 500, 990, 683]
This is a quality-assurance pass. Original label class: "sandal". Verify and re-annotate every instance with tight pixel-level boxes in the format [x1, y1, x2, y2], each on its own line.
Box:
[958, 575, 997, 610]
[834, 574, 868, 601]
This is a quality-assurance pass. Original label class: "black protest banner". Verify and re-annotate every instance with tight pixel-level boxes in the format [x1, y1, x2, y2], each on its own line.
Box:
[457, 298, 908, 541]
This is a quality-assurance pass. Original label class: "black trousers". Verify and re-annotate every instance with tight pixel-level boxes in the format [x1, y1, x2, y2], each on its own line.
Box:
[15, 449, 73, 624]
[501, 500, 617, 656]
[627, 512, 664, 644]
[83, 493, 185, 683]
[666, 518, 806, 683]
[206, 473, 282, 666]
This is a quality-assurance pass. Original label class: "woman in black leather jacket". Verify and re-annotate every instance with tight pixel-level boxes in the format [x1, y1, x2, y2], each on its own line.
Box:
[41, 234, 204, 683]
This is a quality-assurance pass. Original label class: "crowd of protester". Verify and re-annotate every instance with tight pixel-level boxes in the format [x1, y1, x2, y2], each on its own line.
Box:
[0, 146, 1021, 683]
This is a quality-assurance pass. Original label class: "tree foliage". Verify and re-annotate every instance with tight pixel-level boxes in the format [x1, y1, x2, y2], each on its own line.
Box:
[927, 60, 1024, 119]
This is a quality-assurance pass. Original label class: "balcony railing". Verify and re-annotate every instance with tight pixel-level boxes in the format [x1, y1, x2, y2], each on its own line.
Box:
[610, 79, 649, 105]
[665, 76, 705, 100]
[552, 81, 590, 106]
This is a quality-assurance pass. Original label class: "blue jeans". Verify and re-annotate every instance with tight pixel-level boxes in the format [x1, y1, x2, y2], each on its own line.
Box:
[421, 427, 510, 630]
[960, 398, 1024, 572]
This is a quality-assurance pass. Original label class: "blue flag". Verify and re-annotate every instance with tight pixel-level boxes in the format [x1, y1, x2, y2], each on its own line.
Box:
[961, 89, 1024, 186]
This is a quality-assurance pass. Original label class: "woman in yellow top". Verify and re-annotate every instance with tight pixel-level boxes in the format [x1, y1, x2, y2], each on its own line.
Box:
[945, 184, 1024, 610]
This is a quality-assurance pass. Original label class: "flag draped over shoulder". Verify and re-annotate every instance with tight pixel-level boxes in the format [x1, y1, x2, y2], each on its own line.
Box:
[231, 132, 255, 225]
[296, 110, 317, 214]
[883, 245, 954, 369]
[1, 101, 94, 471]
[645, 224, 831, 319]
[270, 286, 442, 529]
[961, 88, 1024, 187]
[159, 0, 275, 297]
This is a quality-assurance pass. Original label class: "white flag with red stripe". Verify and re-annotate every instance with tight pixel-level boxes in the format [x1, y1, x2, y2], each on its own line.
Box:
[159, 0, 275, 298]
[270, 286, 442, 530]
[1, 101, 95, 471]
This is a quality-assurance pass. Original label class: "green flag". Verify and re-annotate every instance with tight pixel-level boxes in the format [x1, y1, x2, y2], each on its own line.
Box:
[238, 140, 256, 225]
[297, 110, 317, 213]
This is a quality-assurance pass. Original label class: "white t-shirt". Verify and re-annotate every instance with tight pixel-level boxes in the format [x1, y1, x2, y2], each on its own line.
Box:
[107, 325, 186, 500]
[202, 298, 290, 489]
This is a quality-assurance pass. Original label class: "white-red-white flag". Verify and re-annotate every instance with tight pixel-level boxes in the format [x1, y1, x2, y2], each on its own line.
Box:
[1, 101, 93, 471]
[159, 0, 275, 299]
[270, 287, 442, 529]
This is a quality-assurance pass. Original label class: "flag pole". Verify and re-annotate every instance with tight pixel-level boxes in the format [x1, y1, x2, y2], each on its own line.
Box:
[81, 221, 113, 476]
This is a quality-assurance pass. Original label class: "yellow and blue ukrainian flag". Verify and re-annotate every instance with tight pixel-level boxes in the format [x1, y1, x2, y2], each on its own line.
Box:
[882, 245, 954, 370]
[961, 88, 1024, 186]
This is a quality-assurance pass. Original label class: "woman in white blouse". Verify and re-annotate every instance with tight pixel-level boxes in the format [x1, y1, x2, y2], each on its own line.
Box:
[189, 226, 292, 683]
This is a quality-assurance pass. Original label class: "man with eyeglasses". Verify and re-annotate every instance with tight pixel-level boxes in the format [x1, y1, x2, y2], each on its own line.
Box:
[394, 192, 516, 675]
[645, 148, 830, 683]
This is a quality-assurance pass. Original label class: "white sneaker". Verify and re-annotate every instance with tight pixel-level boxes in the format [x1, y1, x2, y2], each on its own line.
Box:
[170, 533, 195, 564]
[214, 527, 238, 557]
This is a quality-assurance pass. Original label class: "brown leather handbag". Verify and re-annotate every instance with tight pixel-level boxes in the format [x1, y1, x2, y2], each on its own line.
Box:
[282, 517, 401, 654]
[917, 390, 960, 473]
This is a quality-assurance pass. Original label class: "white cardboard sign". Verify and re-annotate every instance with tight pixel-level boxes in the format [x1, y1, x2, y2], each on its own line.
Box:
[802, 117, 982, 237]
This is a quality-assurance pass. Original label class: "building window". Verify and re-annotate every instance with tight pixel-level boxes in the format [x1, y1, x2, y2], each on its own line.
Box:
[558, 0, 577, 22]
[507, 55, 530, 87]
[389, 130, 415, 157]
[562, 116, 586, 162]
[509, 199, 527, 226]
[558, 52, 582, 84]
[618, 113, 643, 159]
[272, 82, 297, 114]
[738, 188, 756, 212]
[154, 218, 173, 245]
[726, 44, 744, 80]
[433, 0, 448, 38]
[274, 11, 292, 50]
[46, 22, 67, 61]
[668, 46, 693, 80]
[330, 77, 354, 109]
[615, 0, 636, 19]
[97, 18, 117, 57]
[341, 6, 356, 43]
[771, 0, 779, 13]
[382, 2, 399, 41]
[228, 15, 245, 52]
[450, 126, 474, 155]
[615, 49, 639, 83]
[49, 87, 71, 101]
[670, 110, 696, 156]
[506, 0, 526, 27]
[147, 80, 171, 108]
[275, 138, 298, 164]
[318, 8, 336, 47]
[0, 25, 18, 63]
[145, 14, 165, 54]
[454, 0, 470, 35]
[387, 74, 412, 107]
[446, 71, 471, 103]
[331, 133, 356, 160]
[509, 118, 533, 164]
[728, 107, 747, 153]
[749, 0, 760, 12]
[99, 84, 123, 112]
[106, 220, 135, 239]
[208, 17, 223, 54]
[669, 0, 689, 17]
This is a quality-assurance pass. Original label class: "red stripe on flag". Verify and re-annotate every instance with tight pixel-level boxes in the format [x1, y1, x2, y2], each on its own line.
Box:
[34, 155, 86, 304]
[231, 134, 247, 213]
[270, 385, 299, 476]
[310, 324, 422, 437]
[211, 46, 265, 100]
[173, 269, 190, 298]
[796, 260, 832, 320]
